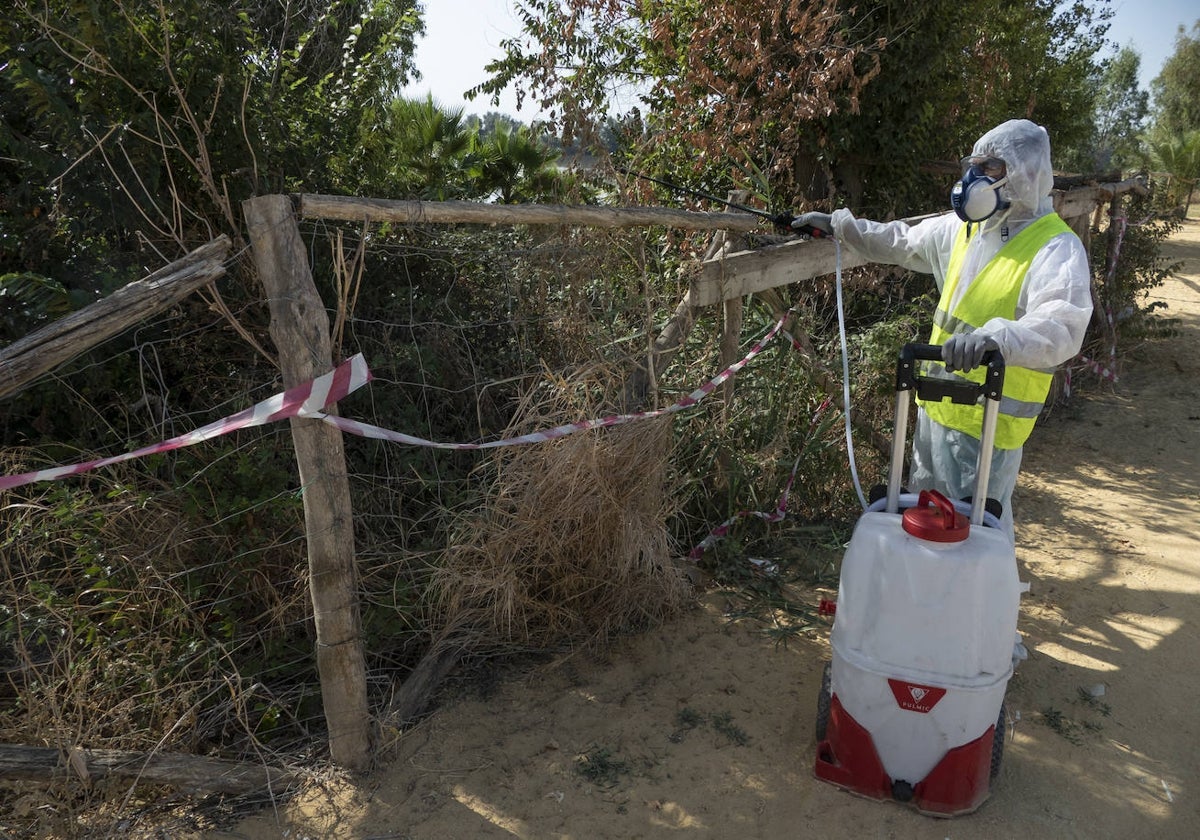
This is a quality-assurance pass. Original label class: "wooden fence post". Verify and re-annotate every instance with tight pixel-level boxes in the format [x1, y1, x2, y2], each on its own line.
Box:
[243, 195, 371, 772]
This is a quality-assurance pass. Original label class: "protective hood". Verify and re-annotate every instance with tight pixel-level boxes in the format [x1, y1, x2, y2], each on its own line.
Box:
[971, 119, 1055, 218]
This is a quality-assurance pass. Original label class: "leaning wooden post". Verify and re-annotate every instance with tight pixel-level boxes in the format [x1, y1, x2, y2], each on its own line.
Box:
[0, 236, 230, 401]
[243, 195, 371, 772]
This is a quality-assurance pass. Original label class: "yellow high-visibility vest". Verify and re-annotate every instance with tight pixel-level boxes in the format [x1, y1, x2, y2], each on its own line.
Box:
[919, 213, 1073, 449]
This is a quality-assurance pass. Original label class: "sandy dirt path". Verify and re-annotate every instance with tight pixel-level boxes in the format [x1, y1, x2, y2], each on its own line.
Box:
[223, 212, 1200, 840]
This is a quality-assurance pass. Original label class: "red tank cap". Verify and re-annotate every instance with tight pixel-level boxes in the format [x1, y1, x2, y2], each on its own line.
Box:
[902, 490, 969, 542]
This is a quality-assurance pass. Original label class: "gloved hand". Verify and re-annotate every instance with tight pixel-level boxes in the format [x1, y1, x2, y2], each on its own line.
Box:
[942, 333, 999, 373]
[791, 211, 833, 236]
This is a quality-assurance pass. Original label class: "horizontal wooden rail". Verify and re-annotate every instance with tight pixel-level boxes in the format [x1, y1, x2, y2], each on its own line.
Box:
[690, 213, 938, 308]
[1053, 176, 1148, 219]
[297, 194, 763, 232]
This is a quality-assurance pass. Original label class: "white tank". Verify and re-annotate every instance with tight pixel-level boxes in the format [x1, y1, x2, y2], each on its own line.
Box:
[830, 506, 1021, 784]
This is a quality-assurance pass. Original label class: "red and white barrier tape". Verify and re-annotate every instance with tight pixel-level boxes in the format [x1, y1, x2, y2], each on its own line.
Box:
[1078, 353, 1119, 383]
[686, 491, 793, 562]
[0, 310, 841, 573]
[305, 314, 790, 449]
[1072, 305, 1119, 386]
[1, 316, 790, 488]
[0, 355, 371, 491]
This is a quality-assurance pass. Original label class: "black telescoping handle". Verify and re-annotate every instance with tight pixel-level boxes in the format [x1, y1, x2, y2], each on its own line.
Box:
[896, 343, 1005, 404]
[886, 342, 1006, 523]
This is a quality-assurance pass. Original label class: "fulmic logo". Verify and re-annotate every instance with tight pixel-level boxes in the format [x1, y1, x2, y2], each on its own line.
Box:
[887, 679, 947, 713]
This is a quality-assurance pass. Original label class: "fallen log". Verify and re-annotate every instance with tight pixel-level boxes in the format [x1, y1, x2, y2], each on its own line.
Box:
[0, 743, 297, 795]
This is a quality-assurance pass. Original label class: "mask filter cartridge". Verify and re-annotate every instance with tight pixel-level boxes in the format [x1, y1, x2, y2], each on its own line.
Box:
[951, 166, 1010, 223]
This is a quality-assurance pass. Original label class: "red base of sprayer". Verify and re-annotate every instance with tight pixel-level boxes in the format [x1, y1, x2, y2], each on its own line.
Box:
[814, 693, 1000, 817]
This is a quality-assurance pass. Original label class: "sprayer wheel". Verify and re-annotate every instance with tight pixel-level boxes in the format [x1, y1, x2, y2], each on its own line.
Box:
[990, 700, 1007, 782]
[815, 662, 832, 741]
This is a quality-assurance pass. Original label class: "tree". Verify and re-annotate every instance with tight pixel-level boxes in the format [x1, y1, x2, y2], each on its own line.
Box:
[0, 0, 425, 438]
[1, 0, 425, 280]
[477, 0, 883, 204]
[472, 121, 567, 204]
[472, 111, 523, 140]
[358, 97, 573, 202]
[377, 96, 478, 199]
[1150, 21, 1200, 141]
[1075, 46, 1150, 173]
[810, 0, 1110, 214]
[477, 0, 1112, 217]
[1096, 48, 1151, 171]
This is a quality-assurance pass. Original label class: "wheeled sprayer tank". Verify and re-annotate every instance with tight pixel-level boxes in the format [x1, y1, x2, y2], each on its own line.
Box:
[814, 343, 1025, 816]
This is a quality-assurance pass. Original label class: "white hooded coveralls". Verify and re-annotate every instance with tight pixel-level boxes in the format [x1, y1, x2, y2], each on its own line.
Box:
[828, 119, 1093, 538]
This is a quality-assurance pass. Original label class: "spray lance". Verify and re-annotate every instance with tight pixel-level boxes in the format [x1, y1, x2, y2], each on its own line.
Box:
[616, 167, 830, 239]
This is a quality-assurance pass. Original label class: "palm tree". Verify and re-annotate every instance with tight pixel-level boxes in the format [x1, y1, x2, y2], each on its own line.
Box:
[471, 121, 567, 204]
[0, 272, 72, 342]
[1147, 130, 1200, 215]
[383, 96, 477, 200]
[366, 98, 571, 203]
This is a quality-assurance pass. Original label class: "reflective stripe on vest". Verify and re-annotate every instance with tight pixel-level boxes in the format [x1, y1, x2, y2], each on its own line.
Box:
[919, 213, 1072, 449]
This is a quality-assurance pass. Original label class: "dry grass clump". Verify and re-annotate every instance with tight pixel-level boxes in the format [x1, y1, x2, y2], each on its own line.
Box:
[436, 409, 691, 651]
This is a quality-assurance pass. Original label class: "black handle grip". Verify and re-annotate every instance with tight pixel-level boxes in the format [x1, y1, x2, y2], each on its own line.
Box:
[900, 343, 947, 364]
[792, 223, 828, 239]
[774, 213, 829, 238]
[896, 343, 1005, 404]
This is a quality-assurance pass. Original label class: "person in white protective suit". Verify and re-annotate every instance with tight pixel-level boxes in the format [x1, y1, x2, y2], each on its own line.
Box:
[793, 119, 1093, 540]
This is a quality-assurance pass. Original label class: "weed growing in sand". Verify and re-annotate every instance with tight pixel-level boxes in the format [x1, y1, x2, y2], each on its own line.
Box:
[716, 528, 845, 648]
[1041, 683, 1115, 745]
[1041, 703, 1108, 744]
[669, 707, 704, 743]
[1040, 706, 1084, 744]
[576, 746, 630, 787]
[710, 711, 751, 746]
[1076, 687, 1112, 717]
[669, 707, 750, 746]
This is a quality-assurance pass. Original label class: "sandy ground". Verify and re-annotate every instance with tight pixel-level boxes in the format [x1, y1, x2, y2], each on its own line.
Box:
[220, 213, 1200, 840]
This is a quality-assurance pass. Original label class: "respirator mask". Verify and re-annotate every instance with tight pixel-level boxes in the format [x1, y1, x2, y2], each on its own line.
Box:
[950, 155, 1010, 223]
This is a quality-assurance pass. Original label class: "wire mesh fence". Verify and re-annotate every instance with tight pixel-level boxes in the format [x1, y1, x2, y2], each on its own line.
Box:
[1, 209, 860, 830]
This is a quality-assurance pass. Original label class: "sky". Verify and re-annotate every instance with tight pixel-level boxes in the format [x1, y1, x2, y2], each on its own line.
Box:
[399, 0, 1199, 119]
[1105, 0, 1197, 90]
